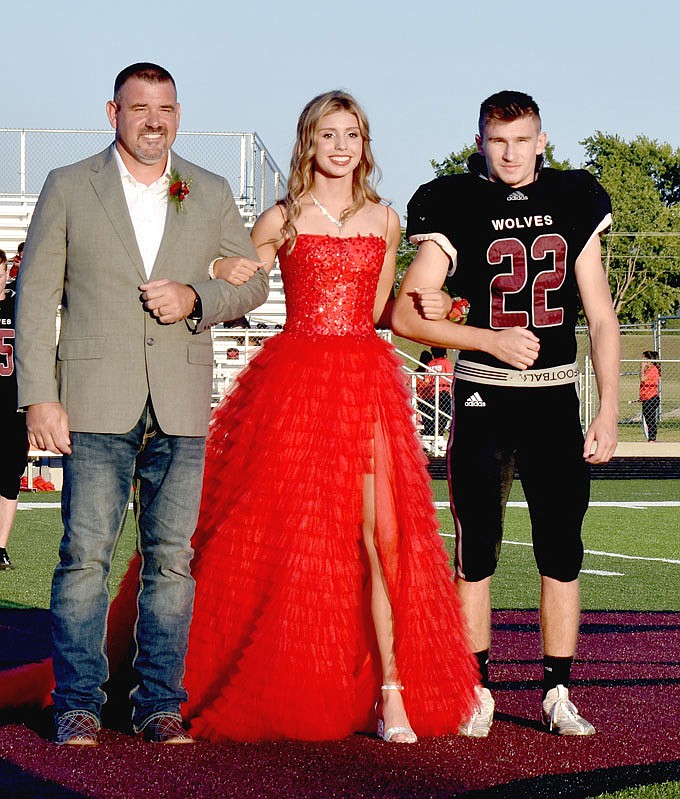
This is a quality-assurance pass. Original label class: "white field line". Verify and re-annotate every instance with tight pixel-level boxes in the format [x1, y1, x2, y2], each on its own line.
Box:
[496, 539, 680, 565]
[437, 533, 679, 565]
[435, 501, 680, 565]
[581, 570, 624, 576]
[17, 502, 135, 510]
[22, 501, 679, 511]
[19, 502, 679, 565]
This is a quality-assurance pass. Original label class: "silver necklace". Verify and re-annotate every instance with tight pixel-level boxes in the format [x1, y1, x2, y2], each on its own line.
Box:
[309, 193, 348, 234]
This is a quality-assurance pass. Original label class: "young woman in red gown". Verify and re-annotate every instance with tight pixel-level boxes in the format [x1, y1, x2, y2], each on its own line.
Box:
[2, 91, 477, 743]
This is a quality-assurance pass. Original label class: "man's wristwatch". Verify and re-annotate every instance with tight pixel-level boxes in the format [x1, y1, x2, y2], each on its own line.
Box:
[188, 292, 203, 322]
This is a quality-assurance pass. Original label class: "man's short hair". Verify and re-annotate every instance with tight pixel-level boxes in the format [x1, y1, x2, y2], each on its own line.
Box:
[431, 346, 447, 359]
[478, 90, 541, 135]
[113, 62, 176, 102]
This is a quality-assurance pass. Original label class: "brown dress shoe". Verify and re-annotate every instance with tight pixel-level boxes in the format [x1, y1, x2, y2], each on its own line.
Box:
[140, 713, 194, 744]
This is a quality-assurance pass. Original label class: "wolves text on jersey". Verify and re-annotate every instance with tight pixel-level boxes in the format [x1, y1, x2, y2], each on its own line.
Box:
[491, 214, 553, 231]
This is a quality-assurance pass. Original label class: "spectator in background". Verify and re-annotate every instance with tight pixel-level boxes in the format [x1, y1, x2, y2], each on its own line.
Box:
[8, 242, 24, 281]
[639, 350, 661, 442]
[0, 251, 29, 570]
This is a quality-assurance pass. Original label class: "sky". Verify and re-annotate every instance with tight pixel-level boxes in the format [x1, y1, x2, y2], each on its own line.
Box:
[2, 0, 679, 219]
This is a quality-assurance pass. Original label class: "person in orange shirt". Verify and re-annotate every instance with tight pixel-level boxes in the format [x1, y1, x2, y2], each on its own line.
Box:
[639, 351, 661, 442]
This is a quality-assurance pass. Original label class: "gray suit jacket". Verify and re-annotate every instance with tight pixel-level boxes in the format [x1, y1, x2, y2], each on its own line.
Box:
[16, 145, 268, 436]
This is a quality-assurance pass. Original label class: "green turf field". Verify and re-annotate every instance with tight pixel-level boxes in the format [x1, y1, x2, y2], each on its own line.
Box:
[1, 481, 678, 798]
[2, 479, 678, 613]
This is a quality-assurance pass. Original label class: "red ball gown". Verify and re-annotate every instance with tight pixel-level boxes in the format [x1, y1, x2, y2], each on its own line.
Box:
[2, 234, 477, 741]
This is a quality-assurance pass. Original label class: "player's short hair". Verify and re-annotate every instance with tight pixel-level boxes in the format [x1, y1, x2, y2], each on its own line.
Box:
[431, 347, 447, 359]
[0, 249, 6, 266]
[478, 90, 541, 135]
[113, 63, 176, 102]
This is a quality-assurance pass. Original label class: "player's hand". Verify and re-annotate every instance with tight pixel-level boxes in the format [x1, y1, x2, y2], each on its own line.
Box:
[411, 288, 452, 321]
[583, 410, 618, 464]
[26, 402, 71, 455]
[139, 280, 196, 324]
[487, 327, 540, 369]
[211, 257, 265, 286]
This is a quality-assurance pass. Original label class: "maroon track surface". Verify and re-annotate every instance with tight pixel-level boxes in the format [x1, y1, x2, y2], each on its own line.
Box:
[0, 609, 678, 798]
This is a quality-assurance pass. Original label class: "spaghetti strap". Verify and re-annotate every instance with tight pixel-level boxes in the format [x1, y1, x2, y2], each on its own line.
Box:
[384, 204, 390, 241]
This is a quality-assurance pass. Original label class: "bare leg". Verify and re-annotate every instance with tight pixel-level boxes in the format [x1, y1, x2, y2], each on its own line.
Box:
[0, 495, 19, 548]
[456, 576, 492, 652]
[540, 576, 580, 656]
[361, 474, 414, 742]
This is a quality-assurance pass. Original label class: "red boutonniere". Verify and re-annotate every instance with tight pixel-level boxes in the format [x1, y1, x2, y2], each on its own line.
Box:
[447, 296, 470, 324]
[168, 168, 192, 213]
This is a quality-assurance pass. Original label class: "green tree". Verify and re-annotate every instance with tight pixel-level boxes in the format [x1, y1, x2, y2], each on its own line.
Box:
[582, 133, 680, 322]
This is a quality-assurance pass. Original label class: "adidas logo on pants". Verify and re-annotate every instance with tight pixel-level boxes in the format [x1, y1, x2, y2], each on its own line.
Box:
[464, 392, 486, 407]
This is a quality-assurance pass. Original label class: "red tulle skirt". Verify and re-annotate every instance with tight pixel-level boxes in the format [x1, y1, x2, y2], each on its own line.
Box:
[1, 332, 477, 741]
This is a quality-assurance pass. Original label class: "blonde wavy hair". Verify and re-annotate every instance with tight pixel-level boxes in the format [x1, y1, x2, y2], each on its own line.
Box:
[280, 90, 382, 250]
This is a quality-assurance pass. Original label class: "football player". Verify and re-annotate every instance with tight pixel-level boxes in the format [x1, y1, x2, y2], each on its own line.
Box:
[393, 90, 620, 736]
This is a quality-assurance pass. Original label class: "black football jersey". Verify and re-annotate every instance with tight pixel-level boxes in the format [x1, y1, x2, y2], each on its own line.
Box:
[406, 166, 612, 370]
[0, 288, 18, 410]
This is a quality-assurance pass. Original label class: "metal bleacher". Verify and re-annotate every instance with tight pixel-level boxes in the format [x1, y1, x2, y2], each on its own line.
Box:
[0, 195, 34, 256]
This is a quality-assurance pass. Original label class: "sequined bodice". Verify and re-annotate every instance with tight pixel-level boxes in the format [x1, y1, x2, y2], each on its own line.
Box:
[278, 234, 386, 337]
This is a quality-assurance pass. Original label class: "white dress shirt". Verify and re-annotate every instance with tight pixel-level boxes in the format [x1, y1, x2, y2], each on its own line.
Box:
[114, 147, 171, 279]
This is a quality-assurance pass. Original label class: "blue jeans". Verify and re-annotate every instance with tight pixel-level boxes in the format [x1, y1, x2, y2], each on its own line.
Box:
[51, 404, 206, 729]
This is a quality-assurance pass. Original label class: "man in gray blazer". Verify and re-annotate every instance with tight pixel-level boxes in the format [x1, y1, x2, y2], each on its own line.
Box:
[16, 63, 269, 746]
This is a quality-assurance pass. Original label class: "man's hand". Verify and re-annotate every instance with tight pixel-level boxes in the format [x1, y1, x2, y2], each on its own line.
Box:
[212, 257, 265, 286]
[26, 402, 71, 454]
[411, 288, 452, 321]
[139, 280, 196, 324]
[486, 327, 541, 370]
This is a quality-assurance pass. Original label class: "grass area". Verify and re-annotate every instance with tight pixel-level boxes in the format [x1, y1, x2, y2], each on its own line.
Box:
[433, 480, 679, 612]
[1, 494, 137, 610]
[3, 480, 679, 615]
[593, 786, 680, 799]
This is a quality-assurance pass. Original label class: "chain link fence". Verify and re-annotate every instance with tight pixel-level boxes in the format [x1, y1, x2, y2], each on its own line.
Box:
[213, 323, 680, 448]
[585, 355, 680, 443]
[582, 319, 680, 442]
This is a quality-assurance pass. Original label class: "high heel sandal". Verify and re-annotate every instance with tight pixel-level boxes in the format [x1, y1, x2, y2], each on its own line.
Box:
[375, 684, 418, 743]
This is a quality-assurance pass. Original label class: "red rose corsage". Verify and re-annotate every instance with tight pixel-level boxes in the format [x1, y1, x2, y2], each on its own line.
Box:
[168, 168, 192, 213]
[447, 296, 470, 324]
